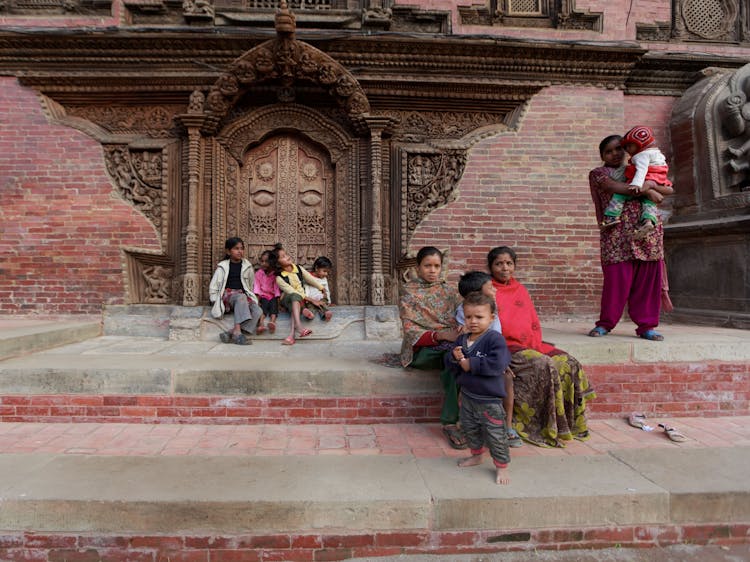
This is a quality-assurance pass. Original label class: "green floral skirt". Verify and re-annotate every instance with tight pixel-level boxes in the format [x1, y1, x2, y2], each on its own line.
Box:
[510, 348, 596, 448]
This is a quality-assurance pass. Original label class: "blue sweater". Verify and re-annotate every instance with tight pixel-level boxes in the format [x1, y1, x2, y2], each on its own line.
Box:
[445, 330, 512, 401]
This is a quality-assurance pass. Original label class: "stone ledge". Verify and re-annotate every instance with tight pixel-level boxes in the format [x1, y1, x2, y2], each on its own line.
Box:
[0, 448, 747, 534]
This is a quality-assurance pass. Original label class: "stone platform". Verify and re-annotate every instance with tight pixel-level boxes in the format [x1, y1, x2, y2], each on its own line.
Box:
[0, 310, 749, 423]
[0, 313, 749, 559]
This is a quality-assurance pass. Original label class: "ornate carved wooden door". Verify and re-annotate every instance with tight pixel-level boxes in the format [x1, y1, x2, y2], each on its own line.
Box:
[240, 133, 335, 277]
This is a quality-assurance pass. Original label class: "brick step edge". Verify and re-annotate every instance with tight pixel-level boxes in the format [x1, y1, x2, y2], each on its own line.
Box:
[1, 523, 748, 561]
[1, 361, 749, 424]
[2, 391, 750, 424]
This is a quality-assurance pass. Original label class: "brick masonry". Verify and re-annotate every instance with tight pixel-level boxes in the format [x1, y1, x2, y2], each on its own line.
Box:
[1, 362, 748, 424]
[0, 523, 747, 561]
[0, 78, 162, 316]
[0, 78, 683, 318]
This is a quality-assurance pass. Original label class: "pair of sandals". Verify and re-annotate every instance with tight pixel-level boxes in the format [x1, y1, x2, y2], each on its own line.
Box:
[282, 328, 312, 346]
[628, 412, 687, 442]
[588, 326, 664, 341]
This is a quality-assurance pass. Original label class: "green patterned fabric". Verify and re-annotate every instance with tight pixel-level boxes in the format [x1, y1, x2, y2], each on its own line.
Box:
[510, 349, 596, 448]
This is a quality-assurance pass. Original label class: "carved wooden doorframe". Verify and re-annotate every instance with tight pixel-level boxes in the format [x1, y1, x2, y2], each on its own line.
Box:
[206, 104, 366, 304]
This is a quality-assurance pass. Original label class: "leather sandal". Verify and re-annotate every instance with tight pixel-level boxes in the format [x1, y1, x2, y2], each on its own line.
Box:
[442, 424, 468, 449]
[658, 423, 687, 442]
[297, 328, 312, 338]
[639, 329, 664, 341]
[588, 326, 609, 337]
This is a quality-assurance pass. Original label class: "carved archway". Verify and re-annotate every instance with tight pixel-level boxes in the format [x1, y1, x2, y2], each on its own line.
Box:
[201, 1, 370, 135]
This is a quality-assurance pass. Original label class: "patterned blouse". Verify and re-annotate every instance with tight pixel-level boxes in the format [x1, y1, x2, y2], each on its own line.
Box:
[589, 165, 664, 266]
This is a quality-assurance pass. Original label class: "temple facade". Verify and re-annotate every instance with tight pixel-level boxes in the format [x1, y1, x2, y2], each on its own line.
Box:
[0, 0, 748, 322]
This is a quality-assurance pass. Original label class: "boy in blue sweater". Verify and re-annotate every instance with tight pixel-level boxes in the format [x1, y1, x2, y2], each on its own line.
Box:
[446, 292, 512, 484]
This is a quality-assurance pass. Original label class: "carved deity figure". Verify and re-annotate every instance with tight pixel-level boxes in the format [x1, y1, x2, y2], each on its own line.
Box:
[142, 265, 172, 303]
[724, 87, 750, 174]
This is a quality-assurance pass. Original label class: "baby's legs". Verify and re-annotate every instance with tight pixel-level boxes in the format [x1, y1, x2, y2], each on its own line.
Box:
[601, 193, 631, 229]
[457, 396, 487, 467]
[633, 198, 658, 240]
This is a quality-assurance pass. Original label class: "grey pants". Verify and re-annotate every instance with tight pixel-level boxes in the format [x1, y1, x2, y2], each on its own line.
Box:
[460, 394, 510, 467]
[225, 290, 262, 334]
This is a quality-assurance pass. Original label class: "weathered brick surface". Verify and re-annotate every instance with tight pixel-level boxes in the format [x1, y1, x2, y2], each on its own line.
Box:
[3, 524, 748, 560]
[411, 86, 624, 317]
[0, 78, 162, 315]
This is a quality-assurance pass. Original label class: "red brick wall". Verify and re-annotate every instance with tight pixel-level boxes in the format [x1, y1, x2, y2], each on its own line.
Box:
[0, 78, 162, 315]
[410, 86, 626, 317]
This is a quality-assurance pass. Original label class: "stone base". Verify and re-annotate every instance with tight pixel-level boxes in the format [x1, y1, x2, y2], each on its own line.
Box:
[103, 304, 403, 342]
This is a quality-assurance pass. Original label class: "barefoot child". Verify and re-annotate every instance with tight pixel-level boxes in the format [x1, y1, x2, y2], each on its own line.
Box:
[208, 237, 262, 345]
[269, 243, 327, 346]
[303, 256, 333, 322]
[446, 292, 512, 484]
[455, 271, 521, 449]
[253, 249, 281, 334]
[600, 126, 672, 239]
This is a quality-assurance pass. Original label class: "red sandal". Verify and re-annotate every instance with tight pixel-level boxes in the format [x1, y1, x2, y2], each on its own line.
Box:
[297, 329, 312, 338]
[281, 336, 295, 346]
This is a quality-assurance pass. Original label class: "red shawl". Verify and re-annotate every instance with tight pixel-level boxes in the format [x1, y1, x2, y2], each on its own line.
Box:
[492, 277, 554, 355]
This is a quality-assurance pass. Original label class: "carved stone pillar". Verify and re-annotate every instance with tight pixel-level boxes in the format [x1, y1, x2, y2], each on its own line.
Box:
[176, 92, 208, 306]
[363, 116, 396, 305]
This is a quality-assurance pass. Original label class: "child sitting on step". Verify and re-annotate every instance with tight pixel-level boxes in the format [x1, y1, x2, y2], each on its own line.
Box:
[600, 125, 672, 240]
[254, 249, 281, 334]
[303, 256, 333, 322]
[446, 292, 512, 485]
[208, 237, 262, 345]
[269, 243, 327, 346]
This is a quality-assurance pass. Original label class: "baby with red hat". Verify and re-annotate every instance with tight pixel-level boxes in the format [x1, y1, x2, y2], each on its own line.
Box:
[600, 126, 672, 239]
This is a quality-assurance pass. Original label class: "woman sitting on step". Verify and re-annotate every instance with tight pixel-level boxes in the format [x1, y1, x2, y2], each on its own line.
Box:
[488, 246, 596, 447]
[399, 246, 466, 449]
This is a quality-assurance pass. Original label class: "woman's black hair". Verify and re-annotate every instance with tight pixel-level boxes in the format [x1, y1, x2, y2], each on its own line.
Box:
[224, 237, 244, 259]
[268, 243, 285, 275]
[598, 135, 622, 158]
[487, 246, 517, 270]
[260, 249, 271, 260]
[312, 256, 333, 271]
[416, 246, 443, 265]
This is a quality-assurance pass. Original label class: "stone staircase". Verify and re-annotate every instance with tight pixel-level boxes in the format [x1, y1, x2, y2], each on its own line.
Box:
[0, 308, 749, 560]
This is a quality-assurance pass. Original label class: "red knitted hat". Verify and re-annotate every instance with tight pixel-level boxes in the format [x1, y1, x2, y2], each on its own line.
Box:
[622, 126, 655, 152]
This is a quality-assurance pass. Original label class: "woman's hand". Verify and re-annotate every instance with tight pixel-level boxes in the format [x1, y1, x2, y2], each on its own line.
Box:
[645, 189, 664, 204]
[436, 328, 460, 342]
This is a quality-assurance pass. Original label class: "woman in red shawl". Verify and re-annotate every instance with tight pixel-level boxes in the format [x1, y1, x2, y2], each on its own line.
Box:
[489, 246, 595, 447]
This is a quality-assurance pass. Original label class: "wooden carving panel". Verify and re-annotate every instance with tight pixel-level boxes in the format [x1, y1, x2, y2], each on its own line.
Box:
[239, 134, 334, 270]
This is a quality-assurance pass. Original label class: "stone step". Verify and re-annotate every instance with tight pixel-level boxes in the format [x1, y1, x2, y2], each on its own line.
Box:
[0, 445, 747, 555]
[1, 319, 749, 424]
[0, 318, 101, 361]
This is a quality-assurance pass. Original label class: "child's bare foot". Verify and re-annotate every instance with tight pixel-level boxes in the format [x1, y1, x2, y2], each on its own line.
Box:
[495, 468, 510, 485]
[268, 321, 276, 334]
[256, 324, 266, 334]
[458, 454, 483, 467]
[323, 310, 332, 321]
[302, 308, 314, 320]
